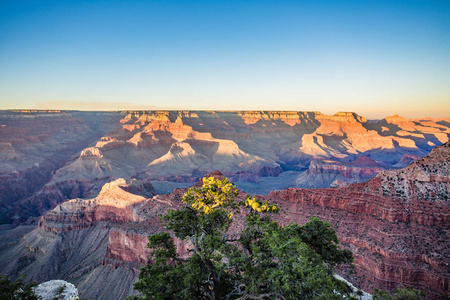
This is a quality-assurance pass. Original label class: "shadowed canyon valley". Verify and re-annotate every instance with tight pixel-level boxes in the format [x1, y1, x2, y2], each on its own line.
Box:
[0, 110, 449, 299]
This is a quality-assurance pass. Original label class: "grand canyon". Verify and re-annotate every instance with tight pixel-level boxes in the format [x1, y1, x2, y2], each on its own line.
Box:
[0, 110, 449, 299]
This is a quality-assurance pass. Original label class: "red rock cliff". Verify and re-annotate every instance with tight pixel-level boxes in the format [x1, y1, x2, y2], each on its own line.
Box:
[266, 141, 450, 298]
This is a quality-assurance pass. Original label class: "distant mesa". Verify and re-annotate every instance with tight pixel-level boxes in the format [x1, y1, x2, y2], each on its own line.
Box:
[384, 113, 408, 122]
[80, 147, 104, 159]
[0, 109, 449, 222]
[348, 156, 380, 167]
[332, 111, 368, 123]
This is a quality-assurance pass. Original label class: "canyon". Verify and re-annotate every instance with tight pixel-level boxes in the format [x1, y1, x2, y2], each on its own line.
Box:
[1, 110, 449, 222]
[0, 110, 449, 299]
[0, 144, 448, 298]
[0, 110, 122, 223]
[269, 142, 450, 298]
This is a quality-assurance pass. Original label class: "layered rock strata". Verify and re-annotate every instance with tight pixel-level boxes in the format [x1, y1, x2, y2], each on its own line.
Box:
[51, 110, 450, 191]
[1, 142, 449, 299]
[0, 110, 122, 222]
[269, 141, 450, 298]
[0, 178, 158, 300]
[2, 110, 450, 223]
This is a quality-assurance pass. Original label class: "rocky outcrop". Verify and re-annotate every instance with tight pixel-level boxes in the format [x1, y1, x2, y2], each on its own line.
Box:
[34, 280, 79, 300]
[0, 179, 158, 300]
[39, 178, 156, 233]
[266, 141, 450, 298]
[373, 141, 450, 203]
[296, 157, 387, 188]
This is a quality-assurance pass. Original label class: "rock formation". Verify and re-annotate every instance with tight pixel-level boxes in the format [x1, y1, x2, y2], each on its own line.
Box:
[1, 142, 448, 299]
[34, 280, 79, 300]
[296, 156, 387, 188]
[0, 178, 158, 299]
[2, 110, 449, 222]
[267, 141, 450, 298]
[0, 110, 122, 223]
[1, 110, 449, 298]
[51, 110, 450, 189]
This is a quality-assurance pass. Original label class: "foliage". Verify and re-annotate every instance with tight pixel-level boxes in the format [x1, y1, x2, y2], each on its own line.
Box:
[373, 287, 427, 300]
[0, 275, 41, 300]
[133, 176, 354, 300]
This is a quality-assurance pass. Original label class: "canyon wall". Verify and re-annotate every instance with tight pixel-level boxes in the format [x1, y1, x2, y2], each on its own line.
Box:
[1, 110, 449, 298]
[2, 110, 449, 222]
[267, 141, 450, 298]
[60, 110, 450, 188]
[0, 110, 122, 223]
[1, 142, 448, 299]
[0, 178, 159, 300]
[46, 110, 450, 192]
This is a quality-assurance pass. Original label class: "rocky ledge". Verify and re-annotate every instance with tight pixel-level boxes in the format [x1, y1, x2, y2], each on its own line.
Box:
[34, 280, 79, 300]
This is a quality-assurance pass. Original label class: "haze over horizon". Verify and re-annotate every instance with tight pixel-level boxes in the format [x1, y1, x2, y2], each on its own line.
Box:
[1, 0, 449, 119]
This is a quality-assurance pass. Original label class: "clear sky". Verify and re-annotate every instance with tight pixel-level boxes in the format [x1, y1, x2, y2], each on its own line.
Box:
[0, 0, 449, 119]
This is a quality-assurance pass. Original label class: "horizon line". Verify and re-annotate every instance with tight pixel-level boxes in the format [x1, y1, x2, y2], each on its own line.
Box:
[2, 109, 449, 120]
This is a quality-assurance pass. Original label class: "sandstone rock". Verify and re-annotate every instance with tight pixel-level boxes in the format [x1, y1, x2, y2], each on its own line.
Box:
[80, 147, 104, 159]
[268, 142, 450, 298]
[48, 110, 450, 192]
[39, 178, 156, 233]
[0, 179, 159, 299]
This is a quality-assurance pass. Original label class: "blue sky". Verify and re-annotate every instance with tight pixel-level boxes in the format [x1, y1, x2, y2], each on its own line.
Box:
[0, 0, 449, 118]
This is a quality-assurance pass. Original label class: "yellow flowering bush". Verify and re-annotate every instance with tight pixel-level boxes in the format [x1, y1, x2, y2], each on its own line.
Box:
[245, 196, 279, 213]
[182, 176, 278, 217]
[182, 176, 238, 215]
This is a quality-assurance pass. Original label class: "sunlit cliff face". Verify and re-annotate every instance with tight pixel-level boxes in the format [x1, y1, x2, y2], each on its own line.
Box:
[52, 110, 449, 185]
[1, 110, 449, 224]
[3, 110, 449, 192]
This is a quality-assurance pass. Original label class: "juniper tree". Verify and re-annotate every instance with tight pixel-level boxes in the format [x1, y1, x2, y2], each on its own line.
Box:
[132, 176, 354, 300]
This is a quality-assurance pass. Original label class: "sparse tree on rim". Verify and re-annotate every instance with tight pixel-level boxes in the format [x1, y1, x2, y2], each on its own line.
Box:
[131, 176, 355, 300]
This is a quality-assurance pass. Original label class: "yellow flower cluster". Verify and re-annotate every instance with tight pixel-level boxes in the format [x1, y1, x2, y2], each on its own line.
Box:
[184, 177, 236, 215]
[192, 202, 214, 214]
[245, 197, 278, 213]
[183, 176, 277, 217]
